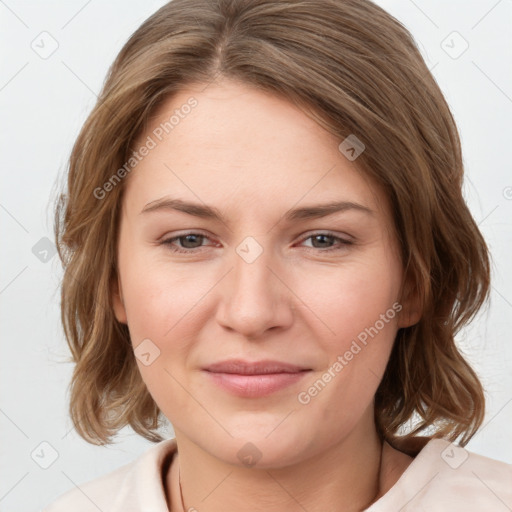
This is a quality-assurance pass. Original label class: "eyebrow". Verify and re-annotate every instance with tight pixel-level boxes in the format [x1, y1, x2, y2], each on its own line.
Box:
[140, 197, 374, 223]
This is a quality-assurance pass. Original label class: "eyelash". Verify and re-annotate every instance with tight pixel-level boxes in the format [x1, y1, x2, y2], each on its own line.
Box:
[160, 231, 353, 254]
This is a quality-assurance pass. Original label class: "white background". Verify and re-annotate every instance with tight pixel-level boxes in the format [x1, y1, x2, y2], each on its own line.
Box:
[0, 1, 511, 511]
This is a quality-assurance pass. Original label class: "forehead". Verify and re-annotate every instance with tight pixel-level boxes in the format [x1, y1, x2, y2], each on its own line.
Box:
[125, 79, 389, 221]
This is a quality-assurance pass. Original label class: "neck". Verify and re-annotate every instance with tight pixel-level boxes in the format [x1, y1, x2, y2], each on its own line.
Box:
[167, 413, 390, 512]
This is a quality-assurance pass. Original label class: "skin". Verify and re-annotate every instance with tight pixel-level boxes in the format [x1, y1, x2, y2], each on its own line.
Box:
[112, 78, 421, 512]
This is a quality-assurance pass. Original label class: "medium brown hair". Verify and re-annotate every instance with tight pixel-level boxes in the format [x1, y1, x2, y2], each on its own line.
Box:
[54, 0, 490, 447]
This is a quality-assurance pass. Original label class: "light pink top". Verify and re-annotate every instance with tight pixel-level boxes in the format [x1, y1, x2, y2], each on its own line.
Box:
[42, 437, 512, 511]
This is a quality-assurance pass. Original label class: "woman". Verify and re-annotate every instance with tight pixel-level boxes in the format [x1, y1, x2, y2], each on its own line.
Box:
[44, 0, 511, 510]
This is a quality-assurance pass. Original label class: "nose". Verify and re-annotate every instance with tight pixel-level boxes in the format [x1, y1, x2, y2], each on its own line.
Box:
[215, 242, 294, 340]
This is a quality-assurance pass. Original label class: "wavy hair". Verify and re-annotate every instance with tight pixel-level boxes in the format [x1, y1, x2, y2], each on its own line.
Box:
[54, 0, 490, 447]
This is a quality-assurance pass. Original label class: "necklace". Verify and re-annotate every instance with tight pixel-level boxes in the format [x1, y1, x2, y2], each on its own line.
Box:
[371, 439, 385, 505]
[177, 441, 384, 511]
[178, 463, 186, 512]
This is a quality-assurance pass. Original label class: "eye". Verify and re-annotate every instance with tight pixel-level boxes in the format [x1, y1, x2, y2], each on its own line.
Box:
[298, 232, 353, 252]
[160, 232, 213, 253]
[160, 231, 353, 254]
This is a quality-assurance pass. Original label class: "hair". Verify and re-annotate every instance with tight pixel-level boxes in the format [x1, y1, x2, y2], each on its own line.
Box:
[54, 0, 490, 449]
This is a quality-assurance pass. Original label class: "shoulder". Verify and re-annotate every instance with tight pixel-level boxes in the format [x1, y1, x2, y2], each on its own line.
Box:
[368, 438, 512, 512]
[426, 440, 512, 507]
[41, 438, 177, 512]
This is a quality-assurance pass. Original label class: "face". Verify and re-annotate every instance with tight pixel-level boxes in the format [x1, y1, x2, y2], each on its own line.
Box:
[112, 79, 419, 468]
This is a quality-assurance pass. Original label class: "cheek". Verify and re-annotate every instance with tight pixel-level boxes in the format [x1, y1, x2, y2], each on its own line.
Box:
[294, 264, 400, 417]
[118, 257, 204, 405]
[120, 246, 206, 341]
[295, 257, 401, 415]
[303, 259, 400, 349]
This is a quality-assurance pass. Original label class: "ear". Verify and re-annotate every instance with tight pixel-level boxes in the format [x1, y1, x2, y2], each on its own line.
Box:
[111, 274, 127, 324]
[397, 276, 422, 329]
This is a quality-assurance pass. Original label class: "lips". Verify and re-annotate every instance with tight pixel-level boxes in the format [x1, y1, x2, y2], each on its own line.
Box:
[202, 359, 312, 398]
[203, 359, 311, 375]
